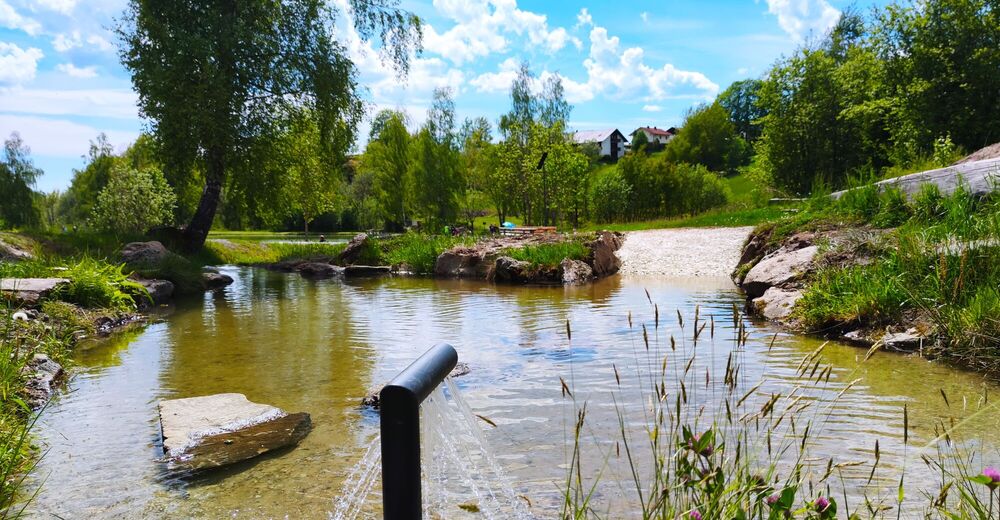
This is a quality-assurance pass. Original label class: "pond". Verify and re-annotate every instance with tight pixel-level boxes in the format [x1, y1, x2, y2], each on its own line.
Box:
[23, 268, 1000, 518]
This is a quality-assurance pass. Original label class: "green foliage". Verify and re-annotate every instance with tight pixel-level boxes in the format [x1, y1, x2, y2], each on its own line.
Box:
[0, 133, 43, 229]
[118, 0, 419, 249]
[52, 258, 147, 311]
[409, 88, 463, 228]
[61, 134, 117, 224]
[630, 130, 649, 153]
[198, 240, 346, 266]
[502, 240, 589, 268]
[372, 233, 473, 274]
[717, 79, 766, 143]
[91, 166, 176, 235]
[604, 153, 730, 223]
[589, 170, 632, 223]
[665, 103, 749, 174]
[362, 110, 412, 230]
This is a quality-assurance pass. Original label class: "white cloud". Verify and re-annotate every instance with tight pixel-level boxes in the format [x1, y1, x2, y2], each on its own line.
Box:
[0, 113, 138, 158]
[763, 0, 840, 40]
[0, 88, 138, 119]
[0, 42, 43, 86]
[56, 62, 97, 78]
[642, 105, 662, 112]
[0, 0, 41, 35]
[423, 0, 576, 65]
[33, 0, 78, 15]
[85, 34, 114, 52]
[52, 31, 81, 52]
[470, 21, 719, 104]
[575, 7, 592, 28]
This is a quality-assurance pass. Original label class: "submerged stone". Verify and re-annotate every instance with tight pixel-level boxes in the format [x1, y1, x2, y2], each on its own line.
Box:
[201, 272, 234, 290]
[158, 393, 311, 472]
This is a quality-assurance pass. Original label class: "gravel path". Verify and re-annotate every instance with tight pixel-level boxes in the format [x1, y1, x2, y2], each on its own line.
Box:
[616, 227, 755, 278]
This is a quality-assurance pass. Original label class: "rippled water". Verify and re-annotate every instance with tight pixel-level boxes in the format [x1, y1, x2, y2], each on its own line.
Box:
[23, 268, 1000, 518]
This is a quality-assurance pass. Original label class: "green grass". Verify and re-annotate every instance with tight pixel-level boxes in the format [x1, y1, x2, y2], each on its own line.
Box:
[502, 240, 590, 268]
[197, 240, 347, 266]
[581, 206, 792, 232]
[373, 233, 475, 273]
[207, 230, 356, 242]
[0, 256, 147, 312]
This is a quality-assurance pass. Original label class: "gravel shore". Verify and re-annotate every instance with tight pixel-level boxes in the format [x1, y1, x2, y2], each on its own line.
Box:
[616, 227, 755, 278]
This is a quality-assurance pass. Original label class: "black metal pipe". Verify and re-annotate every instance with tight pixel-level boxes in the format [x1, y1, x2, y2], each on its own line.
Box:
[380, 343, 458, 520]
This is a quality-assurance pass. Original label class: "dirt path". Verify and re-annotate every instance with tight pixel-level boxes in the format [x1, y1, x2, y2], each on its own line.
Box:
[616, 227, 754, 278]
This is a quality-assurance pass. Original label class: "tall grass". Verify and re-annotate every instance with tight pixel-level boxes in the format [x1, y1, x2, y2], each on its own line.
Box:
[561, 303, 999, 518]
[375, 233, 474, 273]
[503, 241, 590, 268]
[0, 257, 146, 311]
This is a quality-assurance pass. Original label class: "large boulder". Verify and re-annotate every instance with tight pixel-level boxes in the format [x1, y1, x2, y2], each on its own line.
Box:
[752, 287, 803, 321]
[493, 256, 530, 283]
[121, 241, 170, 266]
[0, 239, 33, 261]
[138, 279, 175, 306]
[202, 272, 234, 290]
[742, 245, 818, 298]
[158, 393, 312, 472]
[560, 258, 594, 285]
[734, 229, 772, 283]
[0, 278, 70, 306]
[296, 262, 344, 279]
[434, 248, 490, 278]
[21, 354, 64, 409]
[881, 328, 925, 352]
[337, 233, 370, 265]
[587, 231, 624, 278]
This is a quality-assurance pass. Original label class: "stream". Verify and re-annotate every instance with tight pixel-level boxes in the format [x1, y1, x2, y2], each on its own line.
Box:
[23, 267, 1000, 518]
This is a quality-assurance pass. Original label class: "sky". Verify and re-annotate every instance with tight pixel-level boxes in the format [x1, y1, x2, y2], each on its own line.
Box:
[0, 0, 889, 192]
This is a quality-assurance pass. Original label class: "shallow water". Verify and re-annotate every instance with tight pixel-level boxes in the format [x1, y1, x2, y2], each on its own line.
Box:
[24, 268, 1000, 518]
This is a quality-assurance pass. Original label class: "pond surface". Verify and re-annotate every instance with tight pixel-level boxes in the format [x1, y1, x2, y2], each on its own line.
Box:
[24, 268, 1000, 518]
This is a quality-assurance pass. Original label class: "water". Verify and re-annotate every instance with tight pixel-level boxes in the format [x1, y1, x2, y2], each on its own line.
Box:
[23, 268, 1000, 518]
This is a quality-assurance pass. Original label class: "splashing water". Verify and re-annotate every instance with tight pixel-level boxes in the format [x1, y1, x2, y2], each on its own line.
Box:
[331, 377, 532, 519]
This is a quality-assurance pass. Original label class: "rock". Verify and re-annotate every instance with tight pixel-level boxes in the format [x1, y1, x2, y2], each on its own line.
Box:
[493, 256, 530, 283]
[21, 354, 64, 409]
[831, 157, 1000, 199]
[202, 272, 234, 290]
[296, 262, 344, 279]
[842, 329, 874, 346]
[158, 393, 312, 472]
[121, 241, 169, 266]
[434, 248, 489, 278]
[752, 287, 803, 321]
[343, 265, 391, 277]
[587, 231, 624, 278]
[337, 233, 370, 265]
[560, 258, 594, 285]
[881, 328, 924, 352]
[0, 239, 33, 261]
[742, 245, 819, 298]
[95, 313, 144, 335]
[734, 230, 771, 282]
[138, 279, 174, 306]
[1, 278, 70, 306]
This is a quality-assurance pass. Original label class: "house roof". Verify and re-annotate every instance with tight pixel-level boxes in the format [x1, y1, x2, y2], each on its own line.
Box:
[632, 126, 675, 137]
[572, 129, 626, 144]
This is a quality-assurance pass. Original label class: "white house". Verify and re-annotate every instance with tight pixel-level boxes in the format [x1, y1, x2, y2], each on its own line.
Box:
[630, 126, 677, 146]
[572, 129, 629, 160]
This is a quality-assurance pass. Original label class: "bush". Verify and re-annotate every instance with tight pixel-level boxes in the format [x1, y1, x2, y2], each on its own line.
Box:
[91, 166, 176, 235]
[52, 258, 148, 311]
[590, 171, 632, 223]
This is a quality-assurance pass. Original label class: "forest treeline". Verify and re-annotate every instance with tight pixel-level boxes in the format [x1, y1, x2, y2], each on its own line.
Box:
[2, 0, 996, 240]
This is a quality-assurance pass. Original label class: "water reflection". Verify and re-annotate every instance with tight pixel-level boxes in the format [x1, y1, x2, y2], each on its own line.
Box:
[23, 269, 1000, 518]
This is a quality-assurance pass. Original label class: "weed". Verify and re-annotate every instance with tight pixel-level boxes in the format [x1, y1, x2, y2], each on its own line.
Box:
[503, 241, 590, 268]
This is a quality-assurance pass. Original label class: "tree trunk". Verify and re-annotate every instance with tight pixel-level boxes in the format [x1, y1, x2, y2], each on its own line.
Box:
[182, 149, 225, 252]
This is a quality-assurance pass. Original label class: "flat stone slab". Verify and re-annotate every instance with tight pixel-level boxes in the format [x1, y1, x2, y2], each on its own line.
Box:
[158, 393, 311, 471]
[0, 278, 69, 305]
[831, 157, 1000, 199]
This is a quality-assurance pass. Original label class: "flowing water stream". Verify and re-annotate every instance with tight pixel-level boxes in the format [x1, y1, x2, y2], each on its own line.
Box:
[22, 267, 1000, 518]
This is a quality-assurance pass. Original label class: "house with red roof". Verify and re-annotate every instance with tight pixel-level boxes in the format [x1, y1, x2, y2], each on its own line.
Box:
[630, 126, 677, 146]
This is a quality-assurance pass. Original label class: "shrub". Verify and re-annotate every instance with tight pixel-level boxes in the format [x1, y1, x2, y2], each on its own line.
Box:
[590, 171, 632, 223]
[91, 166, 176, 235]
[52, 258, 147, 311]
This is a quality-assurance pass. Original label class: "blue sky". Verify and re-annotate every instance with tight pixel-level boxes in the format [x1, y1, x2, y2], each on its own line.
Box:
[0, 0, 888, 192]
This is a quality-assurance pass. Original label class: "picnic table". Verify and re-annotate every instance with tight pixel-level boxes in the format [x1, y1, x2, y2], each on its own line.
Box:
[498, 226, 557, 237]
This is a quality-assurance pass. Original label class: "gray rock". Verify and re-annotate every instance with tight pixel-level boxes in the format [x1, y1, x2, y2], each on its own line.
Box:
[742, 245, 819, 298]
[560, 258, 594, 285]
[831, 157, 1000, 200]
[343, 265, 391, 277]
[158, 393, 312, 472]
[338, 233, 370, 265]
[842, 329, 874, 346]
[138, 279, 174, 306]
[752, 287, 803, 321]
[121, 241, 169, 266]
[296, 262, 344, 279]
[0, 239, 33, 261]
[201, 272, 234, 290]
[22, 354, 64, 409]
[881, 328, 925, 352]
[587, 231, 624, 277]
[1, 278, 70, 306]
[434, 248, 489, 278]
[493, 256, 530, 282]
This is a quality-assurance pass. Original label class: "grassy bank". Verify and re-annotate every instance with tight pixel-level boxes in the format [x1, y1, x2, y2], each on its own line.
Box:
[754, 181, 1000, 374]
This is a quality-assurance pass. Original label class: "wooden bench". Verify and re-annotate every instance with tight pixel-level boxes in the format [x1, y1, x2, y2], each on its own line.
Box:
[498, 226, 557, 237]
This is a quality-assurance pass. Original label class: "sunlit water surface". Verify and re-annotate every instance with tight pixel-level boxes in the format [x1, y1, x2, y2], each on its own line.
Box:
[23, 267, 1000, 518]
